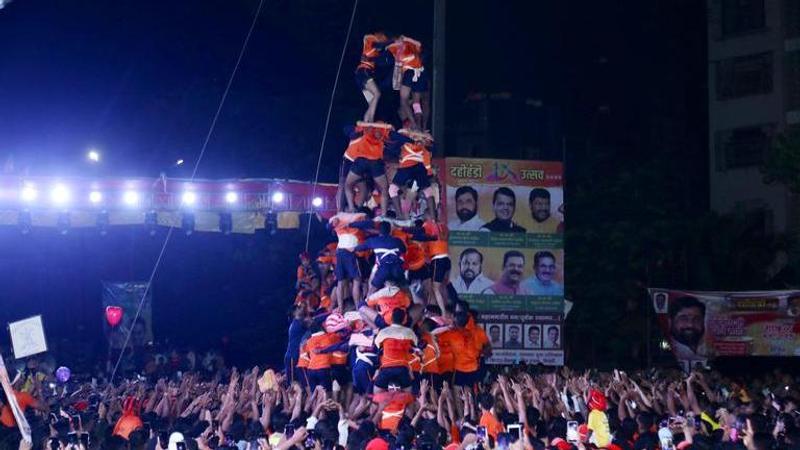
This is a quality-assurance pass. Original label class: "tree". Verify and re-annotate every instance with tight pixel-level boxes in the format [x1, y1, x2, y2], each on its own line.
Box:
[761, 128, 800, 194]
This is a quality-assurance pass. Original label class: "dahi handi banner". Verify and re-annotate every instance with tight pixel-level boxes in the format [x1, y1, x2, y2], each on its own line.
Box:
[444, 158, 565, 365]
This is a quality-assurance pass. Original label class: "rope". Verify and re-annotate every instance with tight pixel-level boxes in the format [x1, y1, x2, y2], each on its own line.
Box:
[304, 0, 360, 252]
[110, 0, 266, 383]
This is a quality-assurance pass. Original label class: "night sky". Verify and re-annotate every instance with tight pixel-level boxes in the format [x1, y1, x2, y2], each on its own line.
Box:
[0, 0, 705, 181]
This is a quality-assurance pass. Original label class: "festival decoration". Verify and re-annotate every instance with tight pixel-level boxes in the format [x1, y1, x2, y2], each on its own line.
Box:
[55, 366, 71, 383]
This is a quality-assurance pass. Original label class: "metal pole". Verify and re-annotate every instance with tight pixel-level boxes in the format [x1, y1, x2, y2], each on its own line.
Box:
[432, 0, 446, 156]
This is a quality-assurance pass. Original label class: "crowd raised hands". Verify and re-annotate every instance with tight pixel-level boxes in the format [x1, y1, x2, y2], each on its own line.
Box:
[2, 362, 799, 450]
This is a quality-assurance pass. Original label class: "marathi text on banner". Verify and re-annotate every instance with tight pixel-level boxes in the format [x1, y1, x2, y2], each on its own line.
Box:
[444, 157, 565, 366]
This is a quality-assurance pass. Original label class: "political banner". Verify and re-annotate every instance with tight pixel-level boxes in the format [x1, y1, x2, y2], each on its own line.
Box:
[102, 281, 153, 350]
[444, 158, 565, 365]
[649, 289, 800, 371]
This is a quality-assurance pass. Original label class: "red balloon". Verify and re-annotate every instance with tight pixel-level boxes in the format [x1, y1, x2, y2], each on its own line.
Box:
[106, 306, 123, 327]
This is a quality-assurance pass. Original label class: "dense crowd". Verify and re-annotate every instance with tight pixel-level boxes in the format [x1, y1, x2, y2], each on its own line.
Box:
[2, 361, 800, 450]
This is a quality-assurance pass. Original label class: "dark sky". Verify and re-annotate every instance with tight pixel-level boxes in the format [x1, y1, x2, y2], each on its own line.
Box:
[0, 0, 706, 180]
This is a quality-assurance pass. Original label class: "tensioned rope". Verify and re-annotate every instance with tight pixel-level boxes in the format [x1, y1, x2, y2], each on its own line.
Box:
[304, 0, 360, 252]
[110, 0, 266, 383]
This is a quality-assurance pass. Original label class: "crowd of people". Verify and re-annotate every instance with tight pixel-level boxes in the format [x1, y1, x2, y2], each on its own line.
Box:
[2, 359, 800, 450]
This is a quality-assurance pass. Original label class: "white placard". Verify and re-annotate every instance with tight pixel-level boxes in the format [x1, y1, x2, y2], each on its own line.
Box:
[8, 315, 48, 359]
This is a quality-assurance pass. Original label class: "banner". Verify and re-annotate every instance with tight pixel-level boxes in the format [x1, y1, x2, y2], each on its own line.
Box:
[7, 315, 48, 359]
[444, 158, 565, 365]
[649, 289, 800, 371]
[102, 282, 153, 350]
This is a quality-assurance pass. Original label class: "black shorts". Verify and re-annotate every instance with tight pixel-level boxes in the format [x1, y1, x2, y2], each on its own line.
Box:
[332, 364, 351, 386]
[339, 158, 353, 184]
[374, 366, 412, 389]
[454, 370, 478, 387]
[355, 67, 374, 90]
[392, 164, 431, 190]
[402, 68, 429, 93]
[408, 264, 430, 281]
[430, 257, 451, 283]
[357, 256, 371, 281]
[307, 368, 332, 391]
[350, 157, 385, 179]
[375, 311, 412, 329]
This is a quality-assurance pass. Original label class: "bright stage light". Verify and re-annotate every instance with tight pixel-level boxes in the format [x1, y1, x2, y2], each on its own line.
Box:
[272, 191, 285, 204]
[123, 191, 139, 206]
[312, 197, 323, 208]
[87, 149, 100, 163]
[89, 191, 103, 204]
[225, 191, 238, 204]
[50, 185, 71, 205]
[181, 191, 197, 206]
[20, 185, 37, 203]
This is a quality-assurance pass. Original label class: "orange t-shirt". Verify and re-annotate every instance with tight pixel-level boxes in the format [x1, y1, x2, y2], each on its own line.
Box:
[387, 37, 423, 70]
[367, 286, 411, 325]
[453, 327, 481, 373]
[379, 393, 414, 432]
[358, 34, 387, 71]
[344, 127, 391, 161]
[480, 410, 504, 440]
[435, 329, 459, 373]
[467, 317, 489, 357]
[398, 142, 431, 169]
[306, 332, 338, 370]
[375, 325, 418, 368]
[422, 221, 449, 259]
[419, 332, 441, 375]
[0, 391, 35, 428]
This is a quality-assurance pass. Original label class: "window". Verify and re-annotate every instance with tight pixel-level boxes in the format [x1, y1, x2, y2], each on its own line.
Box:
[715, 125, 772, 170]
[787, 51, 800, 110]
[787, 0, 800, 38]
[721, 0, 766, 36]
[716, 52, 773, 100]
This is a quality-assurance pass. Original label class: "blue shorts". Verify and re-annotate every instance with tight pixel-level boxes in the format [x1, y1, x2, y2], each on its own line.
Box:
[374, 366, 412, 389]
[350, 157, 385, 179]
[307, 368, 332, 391]
[430, 257, 451, 283]
[335, 250, 361, 281]
[355, 67, 374, 90]
[392, 164, 431, 190]
[372, 262, 405, 288]
[352, 361, 375, 395]
[402, 68, 429, 93]
[454, 370, 478, 387]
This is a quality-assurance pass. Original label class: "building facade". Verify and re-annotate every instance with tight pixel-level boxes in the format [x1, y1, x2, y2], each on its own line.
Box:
[708, 0, 800, 233]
